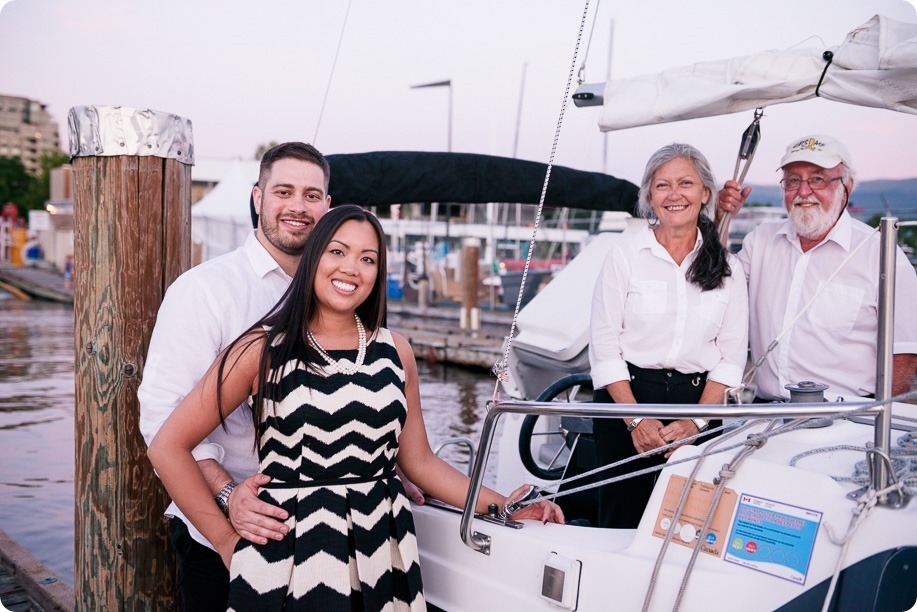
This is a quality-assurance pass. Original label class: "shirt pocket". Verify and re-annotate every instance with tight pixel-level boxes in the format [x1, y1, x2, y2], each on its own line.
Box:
[698, 289, 729, 328]
[628, 279, 667, 315]
[806, 282, 864, 333]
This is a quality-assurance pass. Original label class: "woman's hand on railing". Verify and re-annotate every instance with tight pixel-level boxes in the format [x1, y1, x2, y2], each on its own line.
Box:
[504, 484, 565, 524]
[659, 419, 700, 458]
[630, 418, 667, 454]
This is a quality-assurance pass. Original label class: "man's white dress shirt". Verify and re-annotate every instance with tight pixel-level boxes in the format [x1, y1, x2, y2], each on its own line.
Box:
[738, 211, 917, 401]
[138, 232, 293, 550]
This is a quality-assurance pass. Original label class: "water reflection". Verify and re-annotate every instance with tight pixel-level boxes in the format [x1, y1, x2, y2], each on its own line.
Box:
[0, 296, 500, 587]
[417, 362, 503, 485]
[0, 297, 75, 586]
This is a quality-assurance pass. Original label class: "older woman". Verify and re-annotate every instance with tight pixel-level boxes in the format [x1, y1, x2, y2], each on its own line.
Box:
[588, 143, 748, 529]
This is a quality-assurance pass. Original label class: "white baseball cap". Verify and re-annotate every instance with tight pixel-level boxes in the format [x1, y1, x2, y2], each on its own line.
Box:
[778, 135, 853, 170]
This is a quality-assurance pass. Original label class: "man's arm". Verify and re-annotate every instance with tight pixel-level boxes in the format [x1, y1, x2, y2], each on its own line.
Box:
[198, 460, 289, 545]
[715, 180, 753, 224]
[892, 353, 917, 396]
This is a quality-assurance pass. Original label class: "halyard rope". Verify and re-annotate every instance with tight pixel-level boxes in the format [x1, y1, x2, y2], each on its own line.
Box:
[491, 0, 593, 403]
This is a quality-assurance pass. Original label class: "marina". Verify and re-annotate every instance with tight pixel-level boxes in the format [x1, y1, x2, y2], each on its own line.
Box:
[2, 1, 917, 609]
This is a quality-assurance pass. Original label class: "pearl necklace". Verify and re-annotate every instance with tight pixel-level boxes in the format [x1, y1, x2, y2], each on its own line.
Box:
[307, 314, 367, 375]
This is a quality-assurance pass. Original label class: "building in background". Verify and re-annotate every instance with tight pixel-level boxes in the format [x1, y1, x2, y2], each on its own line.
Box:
[0, 94, 61, 175]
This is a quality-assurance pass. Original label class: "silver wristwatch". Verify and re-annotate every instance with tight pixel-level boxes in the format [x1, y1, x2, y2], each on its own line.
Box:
[215, 481, 237, 517]
[692, 418, 709, 433]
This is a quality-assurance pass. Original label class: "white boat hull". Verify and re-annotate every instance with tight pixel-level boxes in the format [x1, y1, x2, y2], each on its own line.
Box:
[414, 412, 917, 611]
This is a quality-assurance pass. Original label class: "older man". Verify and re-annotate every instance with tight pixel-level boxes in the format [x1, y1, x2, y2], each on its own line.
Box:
[718, 135, 917, 402]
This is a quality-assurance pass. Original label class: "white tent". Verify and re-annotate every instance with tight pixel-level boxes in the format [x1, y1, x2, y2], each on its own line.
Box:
[191, 159, 257, 261]
[583, 14, 917, 131]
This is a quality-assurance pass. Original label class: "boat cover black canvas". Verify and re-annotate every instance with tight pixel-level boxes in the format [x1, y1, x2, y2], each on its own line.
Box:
[326, 151, 639, 213]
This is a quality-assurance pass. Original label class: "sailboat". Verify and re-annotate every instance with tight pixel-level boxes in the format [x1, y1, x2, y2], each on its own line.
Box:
[398, 13, 917, 612]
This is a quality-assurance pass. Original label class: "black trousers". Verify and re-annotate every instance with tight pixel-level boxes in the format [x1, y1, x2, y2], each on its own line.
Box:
[592, 364, 719, 529]
[170, 518, 229, 612]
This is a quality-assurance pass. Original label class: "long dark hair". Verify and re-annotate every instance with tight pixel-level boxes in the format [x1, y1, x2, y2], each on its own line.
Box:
[215, 205, 388, 439]
[637, 143, 731, 291]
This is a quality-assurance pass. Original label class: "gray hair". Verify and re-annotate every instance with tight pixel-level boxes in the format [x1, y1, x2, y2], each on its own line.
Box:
[637, 143, 717, 221]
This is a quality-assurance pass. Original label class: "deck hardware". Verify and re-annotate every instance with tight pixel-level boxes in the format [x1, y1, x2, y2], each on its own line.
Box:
[540, 553, 581, 610]
[847, 447, 911, 509]
[472, 531, 491, 555]
[503, 484, 539, 516]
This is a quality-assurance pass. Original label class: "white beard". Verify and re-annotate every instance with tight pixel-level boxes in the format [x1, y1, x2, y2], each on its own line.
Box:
[788, 187, 845, 240]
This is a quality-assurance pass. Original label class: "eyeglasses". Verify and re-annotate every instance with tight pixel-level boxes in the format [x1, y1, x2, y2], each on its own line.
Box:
[779, 176, 844, 192]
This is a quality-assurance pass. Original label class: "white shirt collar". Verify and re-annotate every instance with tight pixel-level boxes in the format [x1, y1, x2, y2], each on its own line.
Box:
[242, 231, 292, 280]
[635, 224, 703, 260]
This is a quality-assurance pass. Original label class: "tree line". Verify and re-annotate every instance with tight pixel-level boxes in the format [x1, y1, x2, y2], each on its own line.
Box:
[0, 150, 71, 217]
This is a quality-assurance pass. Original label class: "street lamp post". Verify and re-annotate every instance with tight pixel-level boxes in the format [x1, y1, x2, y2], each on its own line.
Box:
[411, 79, 452, 153]
[411, 79, 454, 311]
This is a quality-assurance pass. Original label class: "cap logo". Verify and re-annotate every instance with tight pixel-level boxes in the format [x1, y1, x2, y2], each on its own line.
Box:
[790, 138, 827, 153]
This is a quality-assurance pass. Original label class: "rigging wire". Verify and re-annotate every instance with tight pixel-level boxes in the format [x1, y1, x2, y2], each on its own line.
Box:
[492, 0, 593, 402]
[575, 0, 602, 85]
[312, 0, 354, 145]
[518, 389, 917, 504]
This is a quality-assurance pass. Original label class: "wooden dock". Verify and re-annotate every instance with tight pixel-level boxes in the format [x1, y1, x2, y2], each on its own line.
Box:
[0, 529, 73, 612]
[0, 263, 73, 304]
[387, 303, 513, 370]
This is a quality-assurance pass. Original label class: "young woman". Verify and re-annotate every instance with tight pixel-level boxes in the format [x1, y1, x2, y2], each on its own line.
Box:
[149, 205, 563, 611]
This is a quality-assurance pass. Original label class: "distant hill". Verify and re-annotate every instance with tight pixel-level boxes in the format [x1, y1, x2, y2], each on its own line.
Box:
[746, 178, 917, 222]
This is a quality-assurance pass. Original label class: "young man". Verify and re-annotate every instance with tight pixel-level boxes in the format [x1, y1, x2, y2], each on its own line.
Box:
[139, 142, 333, 610]
[718, 135, 917, 401]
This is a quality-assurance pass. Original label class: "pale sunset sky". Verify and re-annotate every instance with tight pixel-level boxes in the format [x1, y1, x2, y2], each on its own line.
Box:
[1, 0, 916, 186]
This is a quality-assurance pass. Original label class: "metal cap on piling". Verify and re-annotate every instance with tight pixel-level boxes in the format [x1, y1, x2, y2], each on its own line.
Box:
[68, 105, 194, 165]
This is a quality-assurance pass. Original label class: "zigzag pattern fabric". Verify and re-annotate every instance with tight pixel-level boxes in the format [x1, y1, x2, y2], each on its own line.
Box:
[227, 328, 425, 611]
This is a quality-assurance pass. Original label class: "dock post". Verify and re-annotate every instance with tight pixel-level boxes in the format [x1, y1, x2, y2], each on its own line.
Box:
[70, 106, 193, 610]
[460, 238, 480, 330]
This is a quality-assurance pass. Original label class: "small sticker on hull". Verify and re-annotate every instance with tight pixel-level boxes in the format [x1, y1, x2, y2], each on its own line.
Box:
[724, 494, 822, 585]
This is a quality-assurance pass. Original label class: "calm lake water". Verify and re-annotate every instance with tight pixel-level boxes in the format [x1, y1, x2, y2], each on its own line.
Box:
[0, 294, 502, 587]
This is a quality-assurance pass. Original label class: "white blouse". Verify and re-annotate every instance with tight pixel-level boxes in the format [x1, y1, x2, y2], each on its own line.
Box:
[589, 225, 748, 389]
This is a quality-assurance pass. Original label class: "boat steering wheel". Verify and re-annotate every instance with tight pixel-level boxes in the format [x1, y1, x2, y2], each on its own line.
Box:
[518, 373, 594, 480]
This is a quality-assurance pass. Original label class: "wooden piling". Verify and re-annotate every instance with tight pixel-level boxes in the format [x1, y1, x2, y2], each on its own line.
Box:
[460, 238, 480, 330]
[70, 106, 193, 610]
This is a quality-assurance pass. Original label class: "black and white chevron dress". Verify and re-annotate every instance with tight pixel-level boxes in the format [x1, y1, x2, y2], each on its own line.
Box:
[227, 327, 425, 611]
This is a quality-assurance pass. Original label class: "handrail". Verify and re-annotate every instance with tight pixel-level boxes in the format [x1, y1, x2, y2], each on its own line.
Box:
[433, 436, 477, 476]
[460, 399, 875, 553]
